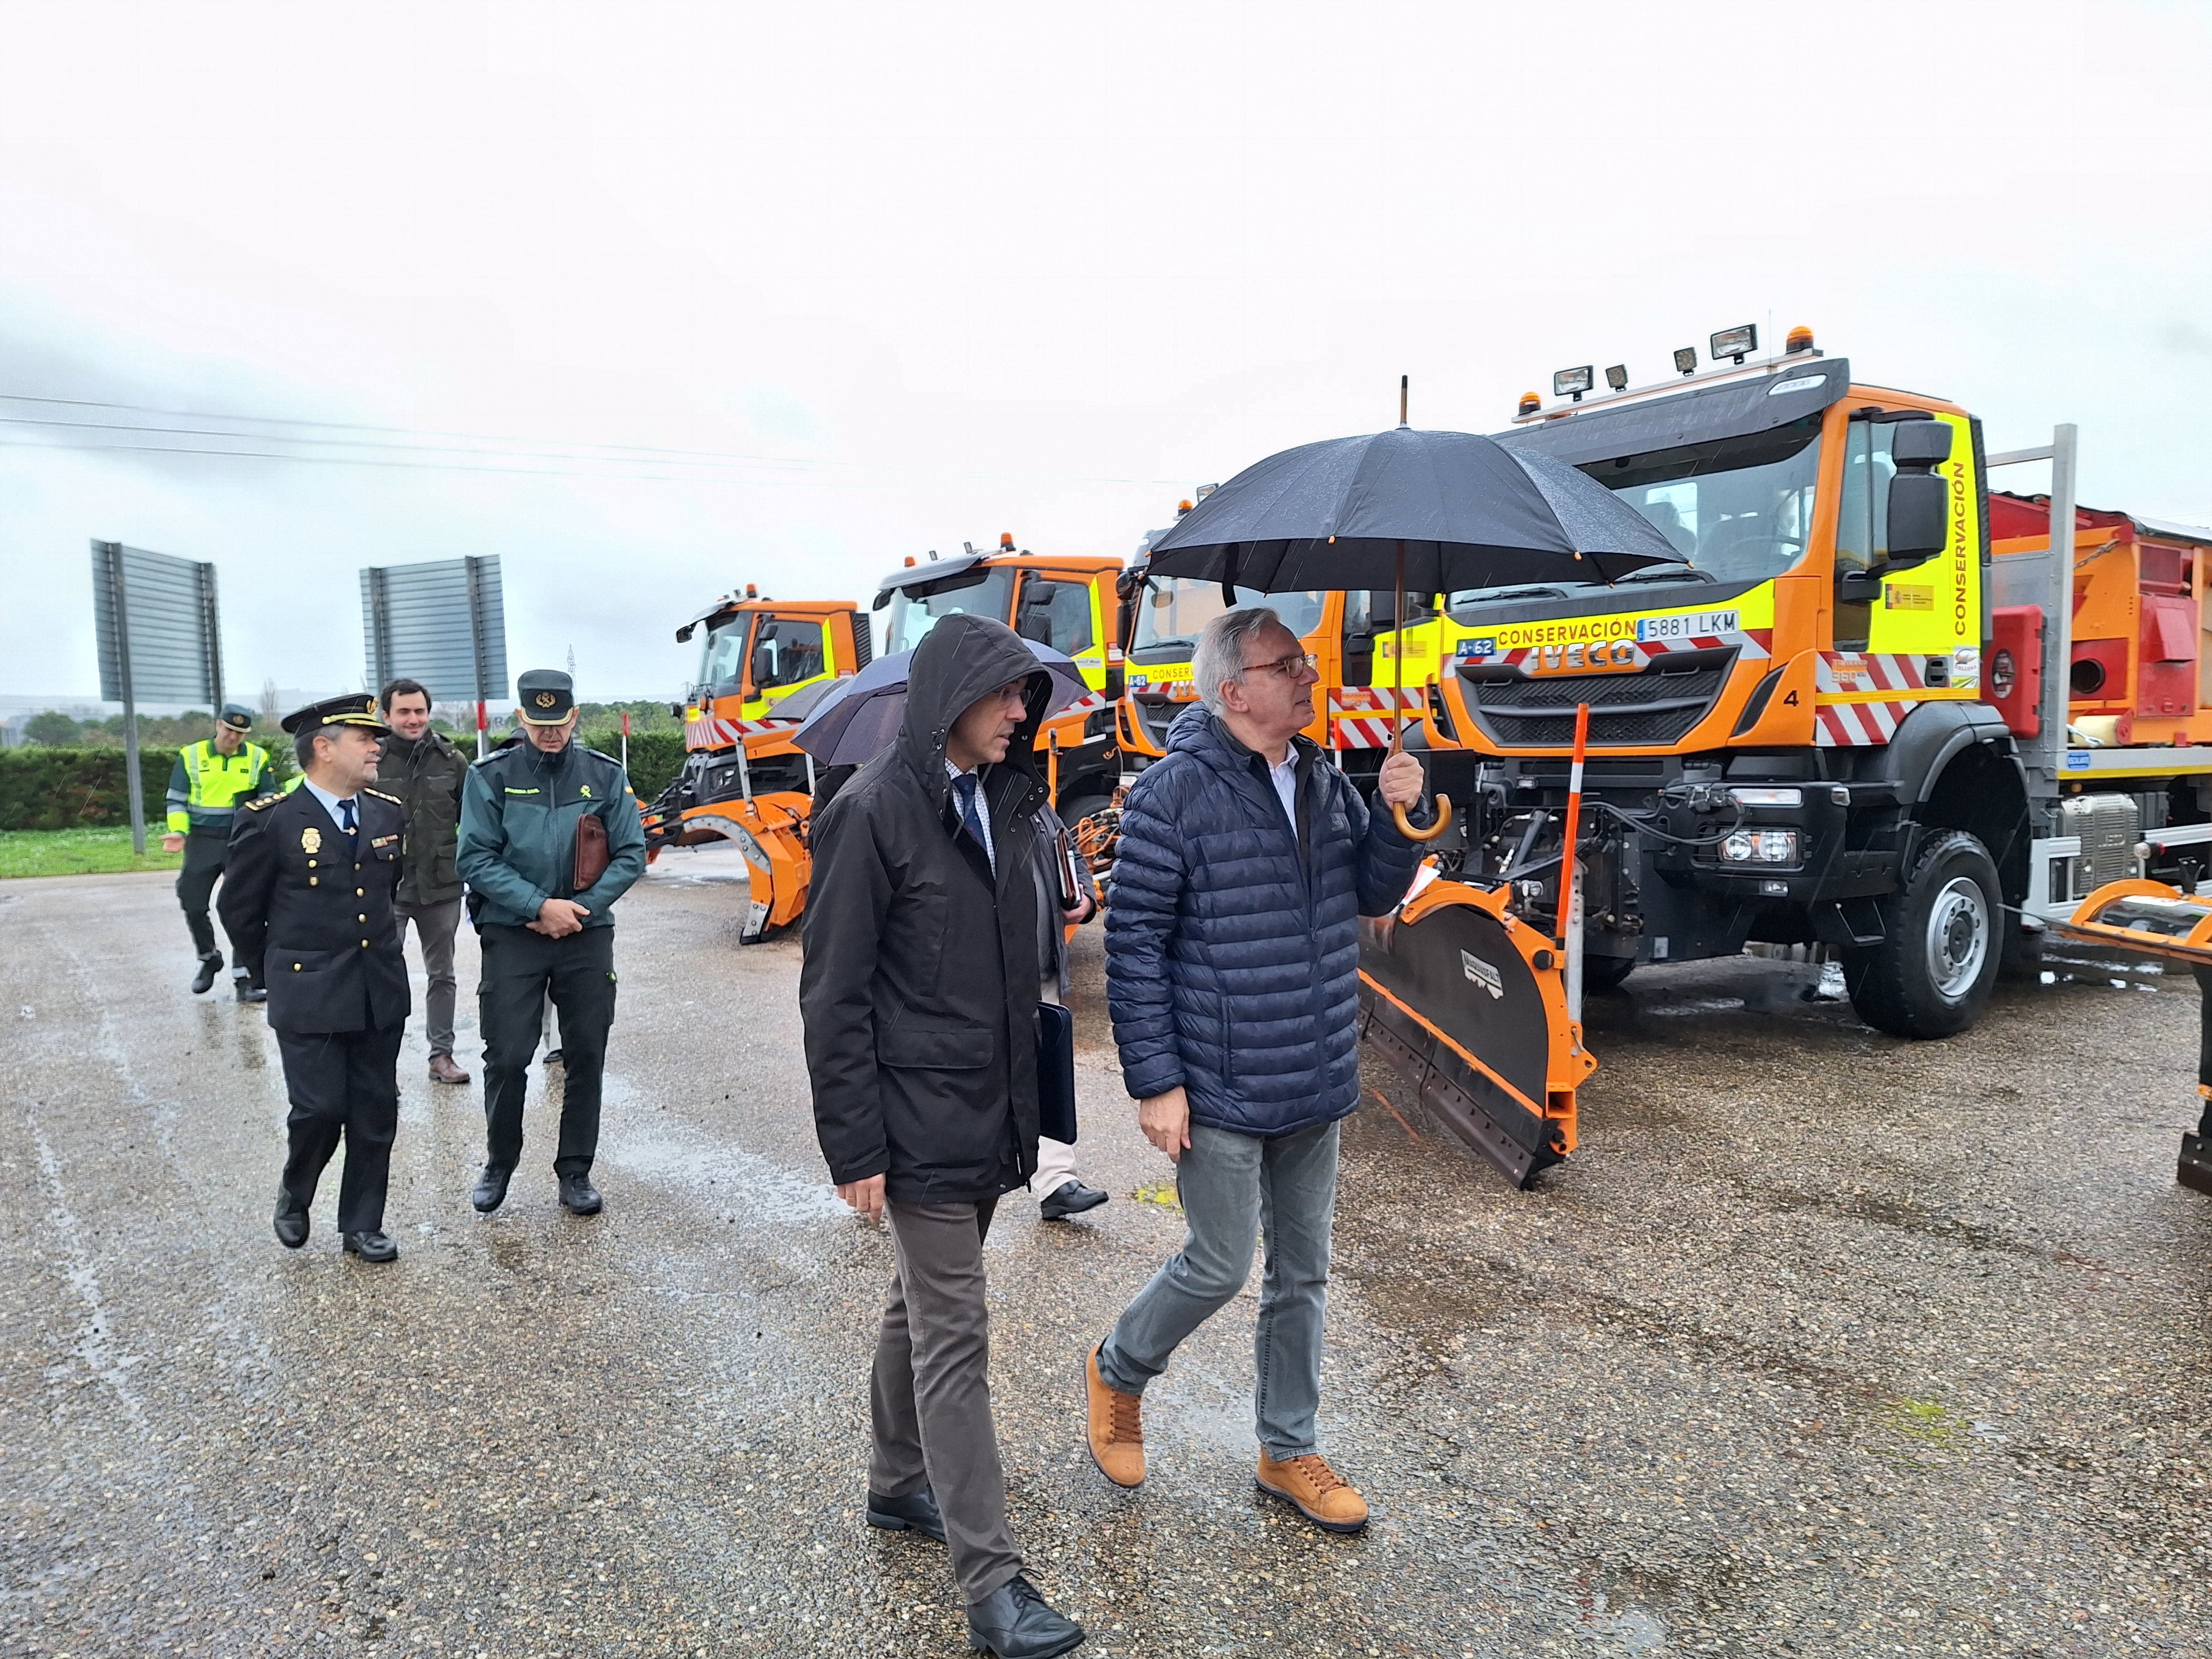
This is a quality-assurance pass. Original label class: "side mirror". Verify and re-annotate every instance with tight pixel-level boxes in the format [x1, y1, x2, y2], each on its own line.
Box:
[1885, 472, 1950, 562]
[750, 647, 774, 686]
[1883, 419, 1953, 562]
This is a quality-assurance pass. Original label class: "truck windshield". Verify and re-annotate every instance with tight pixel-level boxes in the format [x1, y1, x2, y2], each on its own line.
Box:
[1448, 416, 1823, 618]
[1587, 415, 1822, 583]
[695, 617, 748, 697]
[882, 568, 1016, 655]
[1133, 578, 1327, 653]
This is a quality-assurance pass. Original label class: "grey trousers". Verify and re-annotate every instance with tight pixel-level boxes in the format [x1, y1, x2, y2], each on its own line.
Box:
[1098, 1117, 1341, 1459]
[393, 898, 462, 1057]
[871, 1198, 1023, 1605]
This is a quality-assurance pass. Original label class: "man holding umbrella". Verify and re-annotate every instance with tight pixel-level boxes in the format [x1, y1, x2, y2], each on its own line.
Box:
[1081, 403, 1682, 1530]
[1084, 607, 1425, 1531]
[801, 613, 1086, 1659]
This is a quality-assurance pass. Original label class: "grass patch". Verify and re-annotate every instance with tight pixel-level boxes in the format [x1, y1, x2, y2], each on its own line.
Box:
[0, 826, 185, 879]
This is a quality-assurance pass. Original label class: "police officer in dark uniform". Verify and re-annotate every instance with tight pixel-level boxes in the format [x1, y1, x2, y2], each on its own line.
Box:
[459, 670, 646, 1217]
[220, 695, 411, 1263]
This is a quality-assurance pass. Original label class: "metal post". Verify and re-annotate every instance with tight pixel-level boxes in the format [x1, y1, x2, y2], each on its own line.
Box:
[198, 560, 225, 712]
[465, 555, 492, 719]
[104, 544, 146, 856]
[2043, 425, 2079, 775]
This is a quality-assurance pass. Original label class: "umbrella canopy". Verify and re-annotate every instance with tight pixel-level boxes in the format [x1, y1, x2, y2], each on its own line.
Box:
[1142, 425, 1686, 593]
[791, 636, 1091, 768]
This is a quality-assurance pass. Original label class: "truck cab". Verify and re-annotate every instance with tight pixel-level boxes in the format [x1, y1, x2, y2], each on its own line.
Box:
[873, 537, 1123, 821]
[678, 589, 871, 747]
[1412, 327, 2212, 1040]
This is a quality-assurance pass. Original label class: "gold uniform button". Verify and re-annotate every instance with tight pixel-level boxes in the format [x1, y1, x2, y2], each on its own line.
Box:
[292, 963, 301, 972]
[356, 888, 364, 897]
[309, 876, 318, 886]
[360, 940, 369, 948]
[357, 913, 366, 922]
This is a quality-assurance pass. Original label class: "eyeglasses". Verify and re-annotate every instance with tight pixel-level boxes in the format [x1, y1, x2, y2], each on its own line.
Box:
[1243, 651, 1318, 680]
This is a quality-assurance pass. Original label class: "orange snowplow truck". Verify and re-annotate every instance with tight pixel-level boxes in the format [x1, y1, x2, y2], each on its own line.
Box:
[641, 588, 871, 943]
[1361, 323, 2212, 1186]
[872, 535, 1124, 824]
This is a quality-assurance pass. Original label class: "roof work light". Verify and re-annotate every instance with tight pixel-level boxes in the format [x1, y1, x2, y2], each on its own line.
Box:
[1673, 346, 1697, 376]
[1604, 364, 1629, 392]
[1711, 324, 1758, 364]
[1553, 365, 1594, 402]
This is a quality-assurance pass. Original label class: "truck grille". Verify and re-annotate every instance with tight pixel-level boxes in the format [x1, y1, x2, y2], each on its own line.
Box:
[1135, 698, 1179, 747]
[1460, 649, 1733, 748]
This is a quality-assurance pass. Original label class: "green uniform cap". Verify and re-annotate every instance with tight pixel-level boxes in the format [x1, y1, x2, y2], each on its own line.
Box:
[515, 669, 576, 726]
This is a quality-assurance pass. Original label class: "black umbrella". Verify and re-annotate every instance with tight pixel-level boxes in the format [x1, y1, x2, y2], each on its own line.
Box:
[1143, 419, 1684, 596]
[1144, 384, 1687, 839]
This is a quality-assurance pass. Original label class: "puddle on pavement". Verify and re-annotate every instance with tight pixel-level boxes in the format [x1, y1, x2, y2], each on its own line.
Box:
[644, 844, 756, 888]
[597, 1072, 843, 1226]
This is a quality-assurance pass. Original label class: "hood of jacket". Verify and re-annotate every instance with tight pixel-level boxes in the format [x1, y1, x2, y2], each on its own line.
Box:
[895, 613, 1053, 805]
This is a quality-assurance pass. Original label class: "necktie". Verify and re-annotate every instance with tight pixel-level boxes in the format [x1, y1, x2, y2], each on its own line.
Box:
[338, 797, 358, 842]
[953, 773, 991, 872]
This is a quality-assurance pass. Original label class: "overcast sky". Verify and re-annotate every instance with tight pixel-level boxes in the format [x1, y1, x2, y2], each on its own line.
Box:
[3, 0, 2207, 706]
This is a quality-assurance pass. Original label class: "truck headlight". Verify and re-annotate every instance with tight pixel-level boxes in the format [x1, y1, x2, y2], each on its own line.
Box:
[1720, 830, 1799, 864]
[1727, 787, 1802, 807]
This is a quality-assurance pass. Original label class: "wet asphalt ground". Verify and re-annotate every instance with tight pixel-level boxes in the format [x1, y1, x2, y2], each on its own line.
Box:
[4, 848, 2209, 1658]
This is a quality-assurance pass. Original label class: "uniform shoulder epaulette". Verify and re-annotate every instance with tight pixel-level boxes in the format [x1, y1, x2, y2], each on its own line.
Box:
[244, 795, 278, 812]
[362, 787, 402, 805]
[579, 745, 626, 768]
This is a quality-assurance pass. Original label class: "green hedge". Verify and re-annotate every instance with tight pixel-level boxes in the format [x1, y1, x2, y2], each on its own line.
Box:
[0, 733, 687, 832]
[0, 747, 180, 831]
[0, 742, 299, 832]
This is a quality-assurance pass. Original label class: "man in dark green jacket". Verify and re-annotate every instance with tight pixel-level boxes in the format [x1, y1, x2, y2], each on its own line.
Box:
[376, 679, 472, 1084]
[458, 670, 646, 1217]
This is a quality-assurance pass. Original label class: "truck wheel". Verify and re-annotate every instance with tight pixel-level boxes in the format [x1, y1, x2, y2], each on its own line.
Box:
[1843, 828, 2002, 1038]
[1581, 954, 1636, 993]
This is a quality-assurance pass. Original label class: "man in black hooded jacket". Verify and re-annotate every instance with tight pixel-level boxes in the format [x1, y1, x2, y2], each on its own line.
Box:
[801, 614, 1084, 1659]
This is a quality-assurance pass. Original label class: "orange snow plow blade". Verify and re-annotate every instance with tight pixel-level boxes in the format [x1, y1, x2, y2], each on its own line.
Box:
[1356, 873, 1593, 1188]
[2052, 879, 2212, 968]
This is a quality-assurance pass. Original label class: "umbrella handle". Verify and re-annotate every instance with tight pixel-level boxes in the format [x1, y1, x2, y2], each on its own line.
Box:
[1393, 793, 1452, 844]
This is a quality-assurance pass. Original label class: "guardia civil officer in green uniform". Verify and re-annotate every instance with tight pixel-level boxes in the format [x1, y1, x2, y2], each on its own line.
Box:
[163, 702, 274, 996]
[458, 670, 646, 1218]
[219, 695, 410, 1263]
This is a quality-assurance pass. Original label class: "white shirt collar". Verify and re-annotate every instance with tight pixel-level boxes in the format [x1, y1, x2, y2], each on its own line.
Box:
[300, 776, 358, 834]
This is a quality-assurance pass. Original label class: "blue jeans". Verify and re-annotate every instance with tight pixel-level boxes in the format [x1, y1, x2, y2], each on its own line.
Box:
[1098, 1118, 1340, 1459]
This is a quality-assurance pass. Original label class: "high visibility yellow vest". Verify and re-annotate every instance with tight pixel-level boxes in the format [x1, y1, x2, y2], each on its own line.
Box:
[165, 739, 271, 832]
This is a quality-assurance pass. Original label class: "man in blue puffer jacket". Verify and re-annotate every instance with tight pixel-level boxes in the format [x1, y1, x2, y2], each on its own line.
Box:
[1084, 605, 1429, 1533]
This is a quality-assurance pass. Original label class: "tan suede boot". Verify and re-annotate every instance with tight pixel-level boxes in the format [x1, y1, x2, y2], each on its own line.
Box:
[1085, 1345, 1145, 1487]
[1256, 1451, 1369, 1533]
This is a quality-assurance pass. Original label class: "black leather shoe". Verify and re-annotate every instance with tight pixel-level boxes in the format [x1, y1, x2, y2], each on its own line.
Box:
[191, 953, 223, 995]
[471, 1164, 512, 1213]
[1039, 1179, 1108, 1221]
[542, 1047, 564, 1067]
[966, 1575, 1083, 1658]
[239, 981, 267, 1004]
[342, 1230, 398, 1263]
[558, 1173, 602, 1216]
[866, 1484, 947, 1542]
[273, 1192, 309, 1249]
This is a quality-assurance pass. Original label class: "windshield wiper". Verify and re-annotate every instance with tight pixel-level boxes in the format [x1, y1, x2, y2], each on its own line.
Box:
[1613, 567, 1718, 587]
[1140, 637, 1194, 651]
[1451, 583, 1589, 607]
